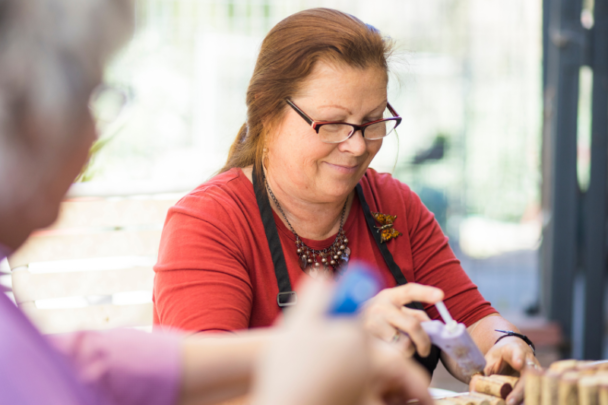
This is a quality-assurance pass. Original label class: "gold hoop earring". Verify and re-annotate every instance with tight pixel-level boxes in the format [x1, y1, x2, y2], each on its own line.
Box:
[262, 147, 269, 168]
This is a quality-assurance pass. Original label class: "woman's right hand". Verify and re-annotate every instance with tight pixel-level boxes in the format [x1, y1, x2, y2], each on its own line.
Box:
[363, 283, 444, 357]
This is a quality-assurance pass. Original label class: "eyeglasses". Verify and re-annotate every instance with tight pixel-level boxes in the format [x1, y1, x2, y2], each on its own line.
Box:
[285, 98, 402, 144]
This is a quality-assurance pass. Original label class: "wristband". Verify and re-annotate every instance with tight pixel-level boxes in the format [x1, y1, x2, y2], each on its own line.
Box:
[494, 329, 536, 355]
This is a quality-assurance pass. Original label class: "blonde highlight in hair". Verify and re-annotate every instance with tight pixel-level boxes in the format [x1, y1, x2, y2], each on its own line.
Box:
[220, 8, 393, 179]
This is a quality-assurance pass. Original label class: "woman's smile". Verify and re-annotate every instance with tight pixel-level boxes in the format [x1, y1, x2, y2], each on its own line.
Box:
[323, 161, 360, 175]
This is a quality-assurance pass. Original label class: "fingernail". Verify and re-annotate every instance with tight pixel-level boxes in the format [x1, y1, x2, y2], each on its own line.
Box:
[507, 398, 516, 405]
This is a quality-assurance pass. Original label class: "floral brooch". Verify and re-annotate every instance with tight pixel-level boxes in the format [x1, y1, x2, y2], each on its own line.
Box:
[371, 212, 402, 243]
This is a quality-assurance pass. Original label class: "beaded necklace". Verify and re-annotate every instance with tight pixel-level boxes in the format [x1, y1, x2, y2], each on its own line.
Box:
[265, 179, 351, 273]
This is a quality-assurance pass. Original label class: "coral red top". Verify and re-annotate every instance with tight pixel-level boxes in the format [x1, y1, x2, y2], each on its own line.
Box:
[153, 168, 496, 331]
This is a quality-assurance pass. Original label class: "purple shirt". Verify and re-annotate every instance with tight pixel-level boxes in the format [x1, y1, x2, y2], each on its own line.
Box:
[0, 250, 182, 405]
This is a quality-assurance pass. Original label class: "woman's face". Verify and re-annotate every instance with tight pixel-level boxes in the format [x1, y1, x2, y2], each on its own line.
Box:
[266, 61, 387, 204]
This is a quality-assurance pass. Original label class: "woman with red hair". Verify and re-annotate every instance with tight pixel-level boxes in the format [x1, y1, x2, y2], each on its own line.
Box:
[154, 8, 537, 404]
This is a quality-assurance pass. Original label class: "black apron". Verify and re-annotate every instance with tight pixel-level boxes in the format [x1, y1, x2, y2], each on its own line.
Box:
[252, 164, 441, 375]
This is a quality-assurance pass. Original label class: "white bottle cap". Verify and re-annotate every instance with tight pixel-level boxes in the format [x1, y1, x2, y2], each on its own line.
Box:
[436, 301, 457, 332]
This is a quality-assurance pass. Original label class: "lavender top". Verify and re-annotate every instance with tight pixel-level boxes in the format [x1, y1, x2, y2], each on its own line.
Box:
[0, 250, 182, 405]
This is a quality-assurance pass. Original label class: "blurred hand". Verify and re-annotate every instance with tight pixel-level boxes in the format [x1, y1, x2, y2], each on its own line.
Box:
[250, 278, 434, 405]
[250, 278, 369, 405]
[363, 339, 433, 405]
[483, 338, 540, 405]
[362, 283, 444, 357]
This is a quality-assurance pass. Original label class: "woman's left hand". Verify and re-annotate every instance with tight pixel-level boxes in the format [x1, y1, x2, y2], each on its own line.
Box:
[483, 336, 540, 405]
[362, 283, 444, 357]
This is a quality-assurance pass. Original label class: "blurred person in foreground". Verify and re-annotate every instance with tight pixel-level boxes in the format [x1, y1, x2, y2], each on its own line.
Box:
[0, 0, 433, 404]
[153, 8, 539, 404]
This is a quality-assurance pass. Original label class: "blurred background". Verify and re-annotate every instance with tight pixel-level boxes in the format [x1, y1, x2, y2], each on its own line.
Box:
[85, 0, 543, 317]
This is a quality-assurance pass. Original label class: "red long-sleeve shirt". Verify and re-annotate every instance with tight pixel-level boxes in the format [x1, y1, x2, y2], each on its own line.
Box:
[153, 168, 496, 331]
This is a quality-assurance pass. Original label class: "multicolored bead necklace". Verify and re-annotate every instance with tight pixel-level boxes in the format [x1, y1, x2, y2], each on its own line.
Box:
[265, 179, 351, 274]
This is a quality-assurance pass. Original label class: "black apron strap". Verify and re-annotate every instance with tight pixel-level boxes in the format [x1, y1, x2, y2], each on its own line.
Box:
[355, 184, 404, 284]
[355, 184, 424, 311]
[252, 164, 296, 308]
[356, 182, 440, 375]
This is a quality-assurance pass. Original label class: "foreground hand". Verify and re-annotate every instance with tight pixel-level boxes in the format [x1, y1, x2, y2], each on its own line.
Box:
[363, 283, 444, 357]
[251, 278, 367, 405]
[251, 278, 434, 405]
[483, 337, 540, 405]
[364, 339, 433, 405]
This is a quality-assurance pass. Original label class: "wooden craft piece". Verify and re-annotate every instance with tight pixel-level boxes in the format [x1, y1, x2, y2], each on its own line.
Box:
[435, 399, 460, 405]
[525, 368, 543, 405]
[541, 370, 561, 405]
[445, 397, 475, 405]
[470, 375, 513, 399]
[453, 395, 491, 405]
[558, 371, 579, 405]
[524, 359, 608, 405]
[599, 383, 608, 405]
[469, 392, 506, 405]
[550, 360, 579, 373]
[578, 376, 599, 405]
[489, 375, 519, 387]
[576, 361, 597, 369]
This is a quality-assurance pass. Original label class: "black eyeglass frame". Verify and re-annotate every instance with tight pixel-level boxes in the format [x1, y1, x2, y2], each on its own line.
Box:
[285, 98, 402, 143]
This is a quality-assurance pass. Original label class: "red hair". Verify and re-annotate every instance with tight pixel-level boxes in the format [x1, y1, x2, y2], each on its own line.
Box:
[221, 8, 393, 176]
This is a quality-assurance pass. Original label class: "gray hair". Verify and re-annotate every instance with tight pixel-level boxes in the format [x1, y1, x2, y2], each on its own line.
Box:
[0, 0, 133, 143]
